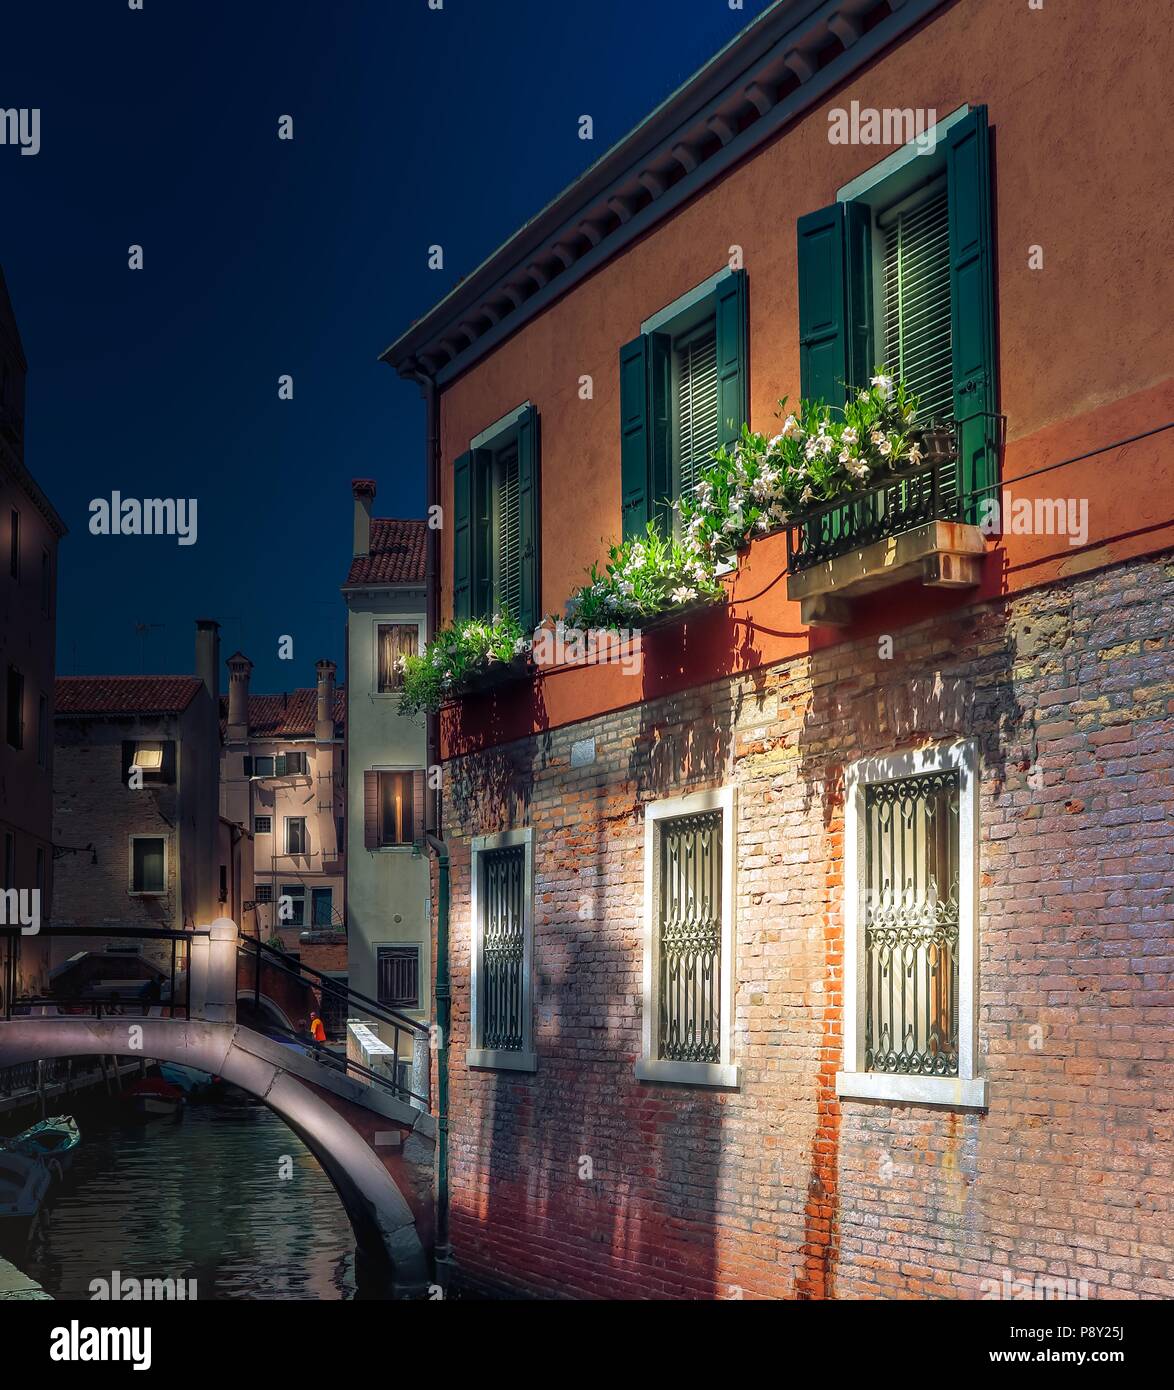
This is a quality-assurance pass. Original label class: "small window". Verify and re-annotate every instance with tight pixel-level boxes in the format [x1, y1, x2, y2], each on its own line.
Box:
[378, 945, 420, 1010]
[279, 883, 305, 926]
[132, 741, 164, 771]
[131, 837, 166, 895]
[40, 548, 51, 618]
[377, 624, 419, 692]
[252, 755, 275, 777]
[637, 786, 738, 1088]
[285, 818, 307, 855]
[255, 884, 273, 903]
[9, 509, 19, 580]
[380, 772, 413, 847]
[6, 667, 23, 749]
[37, 695, 47, 768]
[468, 828, 536, 1072]
[311, 888, 333, 927]
[122, 739, 174, 784]
[837, 740, 985, 1109]
[254, 815, 272, 835]
[284, 751, 308, 775]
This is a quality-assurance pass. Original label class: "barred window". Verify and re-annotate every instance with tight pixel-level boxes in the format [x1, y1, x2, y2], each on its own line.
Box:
[377, 946, 420, 1009]
[863, 770, 959, 1076]
[638, 786, 738, 1089]
[468, 829, 535, 1072]
[838, 741, 985, 1110]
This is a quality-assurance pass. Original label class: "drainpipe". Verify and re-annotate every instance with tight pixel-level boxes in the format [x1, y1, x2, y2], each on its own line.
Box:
[425, 832, 451, 1290]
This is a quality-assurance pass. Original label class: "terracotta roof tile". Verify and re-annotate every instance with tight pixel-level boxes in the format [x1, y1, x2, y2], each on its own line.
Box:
[218, 689, 346, 739]
[343, 517, 426, 587]
[55, 675, 204, 716]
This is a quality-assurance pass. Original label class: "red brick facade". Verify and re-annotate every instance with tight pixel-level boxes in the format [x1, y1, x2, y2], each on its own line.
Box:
[440, 552, 1173, 1300]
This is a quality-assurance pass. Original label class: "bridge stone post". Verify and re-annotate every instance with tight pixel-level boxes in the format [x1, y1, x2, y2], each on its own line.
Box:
[189, 918, 239, 1021]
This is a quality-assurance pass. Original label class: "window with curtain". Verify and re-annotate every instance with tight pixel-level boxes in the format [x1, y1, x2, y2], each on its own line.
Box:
[379, 772, 413, 846]
[377, 624, 419, 692]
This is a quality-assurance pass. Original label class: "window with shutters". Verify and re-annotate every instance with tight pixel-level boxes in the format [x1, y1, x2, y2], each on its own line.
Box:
[380, 772, 413, 846]
[452, 404, 539, 631]
[637, 786, 738, 1089]
[468, 827, 536, 1072]
[376, 623, 419, 693]
[837, 740, 986, 1110]
[621, 268, 747, 540]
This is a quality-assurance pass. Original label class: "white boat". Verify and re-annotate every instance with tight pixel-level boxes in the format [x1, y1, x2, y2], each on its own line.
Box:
[0, 1148, 51, 1247]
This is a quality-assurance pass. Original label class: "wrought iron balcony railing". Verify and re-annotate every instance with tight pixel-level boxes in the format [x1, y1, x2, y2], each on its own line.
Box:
[785, 454, 960, 575]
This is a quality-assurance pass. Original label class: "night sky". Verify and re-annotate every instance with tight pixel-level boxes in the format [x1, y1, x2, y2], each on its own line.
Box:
[0, 0, 775, 693]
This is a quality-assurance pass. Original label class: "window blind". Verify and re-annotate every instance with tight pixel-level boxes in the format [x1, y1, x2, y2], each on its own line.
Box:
[495, 445, 521, 620]
[882, 184, 953, 424]
[676, 325, 720, 500]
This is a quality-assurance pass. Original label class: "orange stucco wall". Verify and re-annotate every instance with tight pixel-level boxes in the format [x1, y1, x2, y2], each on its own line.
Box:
[435, 0, 1174, 753]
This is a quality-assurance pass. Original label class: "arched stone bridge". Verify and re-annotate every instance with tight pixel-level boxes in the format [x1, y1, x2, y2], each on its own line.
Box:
[0, 921, 435, 1297]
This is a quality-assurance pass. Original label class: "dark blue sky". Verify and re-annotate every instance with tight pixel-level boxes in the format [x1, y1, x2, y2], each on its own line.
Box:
[1, 0, 774, 692]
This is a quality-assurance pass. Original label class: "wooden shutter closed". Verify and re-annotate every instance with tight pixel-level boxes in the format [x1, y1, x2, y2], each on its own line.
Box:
[364, 771, 379, 849]
[412, 769, 426, 850]
[797, 202, 872, 407]
[515, 405, 540, 634]
[619, 335, 650, 538]
[452, 450, 474, 621]
[714, 268, 748, 448]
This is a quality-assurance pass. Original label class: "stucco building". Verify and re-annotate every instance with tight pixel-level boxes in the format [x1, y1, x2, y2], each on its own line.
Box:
[0, 264, 67, 1009]
[341, 484, 429, 1046]
[382, 0, 1173, 1298]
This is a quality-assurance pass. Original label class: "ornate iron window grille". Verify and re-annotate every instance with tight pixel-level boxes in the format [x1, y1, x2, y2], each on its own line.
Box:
[481, 845, 526, 1051]
[658, 810, 723, 1064]
[864, 770, 960, 1077]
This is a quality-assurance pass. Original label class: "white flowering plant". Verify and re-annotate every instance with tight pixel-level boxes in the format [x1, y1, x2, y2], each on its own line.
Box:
[678, 369, 923, 563]
[564, 521, 724, 630]
[398, 609, 532, 715]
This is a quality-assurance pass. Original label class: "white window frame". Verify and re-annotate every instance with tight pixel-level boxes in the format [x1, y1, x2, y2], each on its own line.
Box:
[636, 785, 739, 1089]
[128, 834, 168, 897]
[285, 816, 307, 856]
[836, 738, 986, 1109]
[466, 827, 536, 1073]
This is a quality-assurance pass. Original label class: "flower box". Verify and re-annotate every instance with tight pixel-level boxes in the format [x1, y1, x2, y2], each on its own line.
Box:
[450, 653, 534, 698]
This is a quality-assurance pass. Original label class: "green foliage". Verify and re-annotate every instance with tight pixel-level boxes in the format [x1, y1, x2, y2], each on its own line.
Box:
[398, 609, 531, 716]
[563, 521, 724, 631]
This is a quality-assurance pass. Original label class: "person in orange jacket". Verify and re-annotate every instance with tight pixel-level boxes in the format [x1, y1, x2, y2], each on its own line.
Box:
[309, 1011, 326, 1044]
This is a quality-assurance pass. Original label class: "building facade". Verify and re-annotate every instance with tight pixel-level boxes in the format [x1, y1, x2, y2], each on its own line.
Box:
[341, 483, 430, 1040]
[220, 654, 346, 956]
[52, 621, 224, 983]
[0, 265, 67, 1007]
[384, 0, 1173, 1298]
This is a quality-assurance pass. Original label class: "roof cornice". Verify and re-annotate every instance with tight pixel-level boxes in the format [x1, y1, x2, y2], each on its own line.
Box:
[382, 0, 947, 387]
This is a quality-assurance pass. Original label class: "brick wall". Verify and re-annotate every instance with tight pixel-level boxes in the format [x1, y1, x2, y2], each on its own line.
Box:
[438, 551, 1174, 1300]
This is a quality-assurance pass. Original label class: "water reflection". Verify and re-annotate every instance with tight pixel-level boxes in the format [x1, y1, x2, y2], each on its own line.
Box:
[22, 1096, 359, 1301]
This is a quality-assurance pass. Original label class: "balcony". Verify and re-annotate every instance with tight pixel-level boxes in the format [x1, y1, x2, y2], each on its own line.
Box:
[784, 453, 985, 627]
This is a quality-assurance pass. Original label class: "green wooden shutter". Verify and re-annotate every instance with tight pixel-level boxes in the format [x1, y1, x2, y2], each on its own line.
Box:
[715, 268, 748, 446]
[882, 184, 952, 423]
[472, 447, 493, 619]
[648, 332, 672, 530]
[516, 405, 540, 633]
[798, 204, 848, 407]
[844, 200, 874, 395]
[620, 336, 650, 538]
[947, 105, 997, 524]
[452, 449, 474, 621]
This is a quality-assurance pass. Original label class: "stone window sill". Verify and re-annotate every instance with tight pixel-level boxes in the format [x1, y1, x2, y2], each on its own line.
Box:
[635, 1058, 740, 1089]
[835, 1070, 988, 1110]
[466, 1048, 537, 1073]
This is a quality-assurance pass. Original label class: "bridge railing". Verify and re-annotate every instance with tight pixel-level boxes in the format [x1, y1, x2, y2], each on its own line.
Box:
[237, 933, 431, 1110]
[0, 925, 207, 1023]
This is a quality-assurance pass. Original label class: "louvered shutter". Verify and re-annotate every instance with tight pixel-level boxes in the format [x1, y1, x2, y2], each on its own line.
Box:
[412, 769, 426, 851]
[515, 405, 540, 633]
[947, 106, 997, 524]
[363, 771, 379, 849]
[620, 335, 650, 538]
[882, 183, 953, 425]
[676, 326, 720, 500]
[496, 443, 521, 622]
[714, 268, 748, 448]
[452, 450, 474, 621]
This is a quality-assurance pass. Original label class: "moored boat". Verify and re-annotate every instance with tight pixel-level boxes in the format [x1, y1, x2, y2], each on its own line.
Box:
[7, 1115, 81, 1182]
[0, 1148, 51, 1251]
[123, 1075, 184, 1120]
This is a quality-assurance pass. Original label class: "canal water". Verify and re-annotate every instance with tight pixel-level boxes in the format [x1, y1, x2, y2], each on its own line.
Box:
[20, 1094, 362, 1300]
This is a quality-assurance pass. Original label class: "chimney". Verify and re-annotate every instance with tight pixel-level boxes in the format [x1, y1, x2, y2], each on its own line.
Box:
[226, 651, 253, 742]
[315, 658, 337, 743]
[195, 619, 220, 703]
[352, 478, 376, 557]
